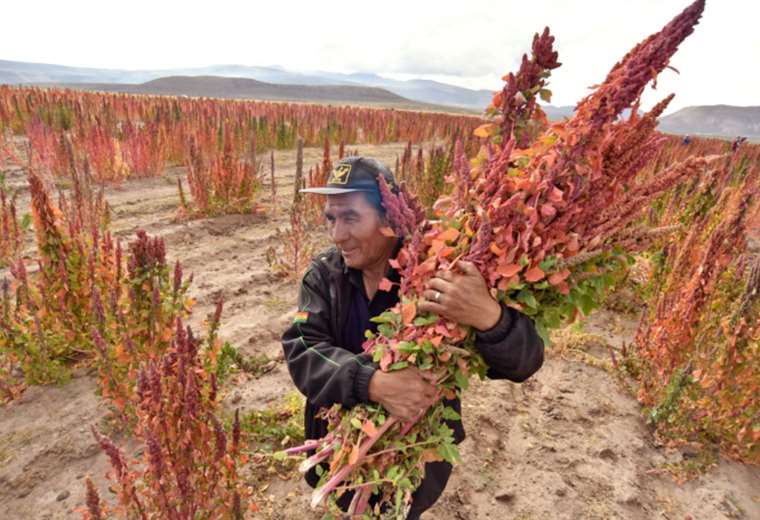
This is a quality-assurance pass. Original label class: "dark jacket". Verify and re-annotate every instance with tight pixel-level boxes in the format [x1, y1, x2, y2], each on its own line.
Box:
[281, 246, 545, 488]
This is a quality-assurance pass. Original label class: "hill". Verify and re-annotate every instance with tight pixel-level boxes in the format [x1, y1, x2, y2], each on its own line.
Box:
[0, 59, 490, 110]
[36, 75, 471, 112]
[658, 105, 760, 138]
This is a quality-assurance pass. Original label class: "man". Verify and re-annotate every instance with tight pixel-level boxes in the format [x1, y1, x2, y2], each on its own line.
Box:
[281, 156, 544, 519]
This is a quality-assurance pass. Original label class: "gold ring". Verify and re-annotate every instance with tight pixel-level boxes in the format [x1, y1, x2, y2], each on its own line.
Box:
[434, 291, 441, 303]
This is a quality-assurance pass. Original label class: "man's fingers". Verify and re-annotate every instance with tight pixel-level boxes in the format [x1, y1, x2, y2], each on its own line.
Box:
[418, 299, 446, 316]
[436, 269, 455, 281]
[457, 260, 479, 276]
[423, 289, 447, 305]
[428, 277, 454, 293]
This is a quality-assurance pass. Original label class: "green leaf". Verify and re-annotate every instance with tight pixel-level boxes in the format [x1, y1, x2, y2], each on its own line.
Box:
[350, 418, 362, 429]
[579, 294, 595, 316]
[539, 256, 558, 271]
[21, 213, 32, 231]
[539, 88, 553, 103]
[437, 443, 462, 464]
[454, 370, 469, 390]
[413, 314, 439, 326]
[272, 451, 287, 461]
[397, 341, 418, 353]
[516, 289, 538, 309]
[543, 308, 562, 329]
[388, 361, 409, 371]
[536, 322, 551, 346]
[441, 407, 461, 420]
[378, 323, 394, 339]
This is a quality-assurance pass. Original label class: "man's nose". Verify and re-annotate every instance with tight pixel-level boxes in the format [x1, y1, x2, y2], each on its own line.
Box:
[330, 220, 349, 243]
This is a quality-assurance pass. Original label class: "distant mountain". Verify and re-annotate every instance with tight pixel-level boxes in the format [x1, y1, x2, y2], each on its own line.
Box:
[542, 105, 575, 120]
[332, 73, 494, 110]
[0, 60, 350, 87]
[38, 76, 467, 112]
[658, 105, 760, 138]
[0, 59, 491, 110]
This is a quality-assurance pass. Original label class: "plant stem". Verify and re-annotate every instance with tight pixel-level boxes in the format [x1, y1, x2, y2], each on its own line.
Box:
[311, 416, 399, 508]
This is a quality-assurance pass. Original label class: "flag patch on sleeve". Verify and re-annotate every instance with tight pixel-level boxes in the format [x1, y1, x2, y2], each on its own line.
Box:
[293, 311, 309, 323]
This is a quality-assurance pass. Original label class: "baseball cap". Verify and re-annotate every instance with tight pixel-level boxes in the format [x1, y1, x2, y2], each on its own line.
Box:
[300, 156, 397, 195]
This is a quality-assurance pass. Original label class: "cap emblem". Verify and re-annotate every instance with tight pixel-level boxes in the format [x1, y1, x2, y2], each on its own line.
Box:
[329, 163, 352, 185]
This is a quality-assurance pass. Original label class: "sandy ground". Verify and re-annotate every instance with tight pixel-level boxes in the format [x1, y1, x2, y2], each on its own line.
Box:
[1, 142, 759, 519]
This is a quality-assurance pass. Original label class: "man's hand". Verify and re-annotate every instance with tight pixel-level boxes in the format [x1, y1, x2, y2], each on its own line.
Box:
[368, 367, 437, 422]
[418, 260, 502, 331]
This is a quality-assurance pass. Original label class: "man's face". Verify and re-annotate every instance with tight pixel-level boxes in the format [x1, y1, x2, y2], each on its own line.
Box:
[324, 192, 396, 271]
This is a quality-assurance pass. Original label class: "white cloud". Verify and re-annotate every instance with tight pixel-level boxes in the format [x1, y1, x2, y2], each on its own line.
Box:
[1, 0, 757, 112]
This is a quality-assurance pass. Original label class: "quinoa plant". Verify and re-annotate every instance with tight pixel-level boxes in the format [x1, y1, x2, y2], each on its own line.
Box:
[93, 230, 194, 421]
[0, 164, 113, 384]
[87, 317, 253, 519]
[180, 132, 262, 217]
[0, 171, 25, 268]
[634, 142, 760, 463]
[266, 200, 317, 282]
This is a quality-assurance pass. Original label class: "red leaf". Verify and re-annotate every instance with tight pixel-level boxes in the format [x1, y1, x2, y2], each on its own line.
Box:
[378, 277, 393, 292]
[438, 227, 460, 243]
[435, 323, 452, 337]
[379, 226, 397, 237]
[548, 186, 564, 204]
[380, 351, 393, 371]
[540, 203, 556, 218]
[473, 123, 496, 138]
[401, 301, 416, 325]
[361, 420, 378, 437]
[524, 266, 545, 282]
[490, 243, 506, 256]
[548, 268, 570, 285]
[496, 263, 522, 278]
[438, 246, 456, 258]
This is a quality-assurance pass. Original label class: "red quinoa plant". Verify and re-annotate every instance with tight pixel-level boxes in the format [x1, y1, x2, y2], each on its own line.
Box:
[0, 171, 24, 268]
[179, 130, 262, 218]
[281, 1, 710, 515]
[633, 142, 760, 464]
[0, 157, 192, 410]
[266, 200, 317, 282]
[0, 162, 114, 384]
[87, 315, 253, 519]
[93, 230, 194, 421]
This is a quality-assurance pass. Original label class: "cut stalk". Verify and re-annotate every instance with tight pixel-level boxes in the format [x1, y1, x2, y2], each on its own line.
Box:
[310, 416, 398, 509]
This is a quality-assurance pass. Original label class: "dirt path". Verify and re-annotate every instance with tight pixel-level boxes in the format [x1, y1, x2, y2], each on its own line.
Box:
[1, 143, 758, 519]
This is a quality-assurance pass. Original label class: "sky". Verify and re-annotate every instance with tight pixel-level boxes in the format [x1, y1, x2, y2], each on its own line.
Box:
[2, 0, 758, 113]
